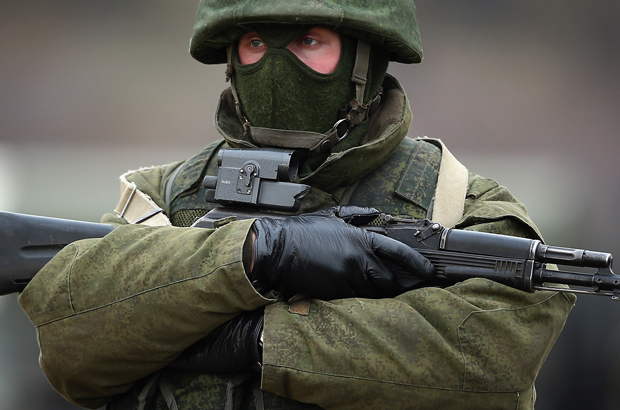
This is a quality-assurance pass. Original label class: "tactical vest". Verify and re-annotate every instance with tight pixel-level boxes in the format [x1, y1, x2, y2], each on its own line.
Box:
[164, 137, 442, 228]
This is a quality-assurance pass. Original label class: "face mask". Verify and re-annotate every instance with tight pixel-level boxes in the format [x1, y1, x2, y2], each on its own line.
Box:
[233, 26, 357, 135]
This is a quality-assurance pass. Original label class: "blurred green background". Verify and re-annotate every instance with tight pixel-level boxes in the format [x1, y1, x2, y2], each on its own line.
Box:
[1, 1, 619, 409]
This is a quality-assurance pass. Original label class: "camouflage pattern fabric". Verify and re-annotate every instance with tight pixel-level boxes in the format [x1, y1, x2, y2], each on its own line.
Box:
[263, 280, 573, 410]
[348, 136, 441, 219]
[18, 218, 270, 409]
[190, 0, 423, 65]
[18, 75, 574, 410]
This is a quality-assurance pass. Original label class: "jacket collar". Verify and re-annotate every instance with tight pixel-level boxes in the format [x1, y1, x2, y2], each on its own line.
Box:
[215, 74, 412, 194]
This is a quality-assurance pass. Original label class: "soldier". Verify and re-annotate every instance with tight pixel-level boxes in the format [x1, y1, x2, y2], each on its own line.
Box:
[18, 1, 575, 409]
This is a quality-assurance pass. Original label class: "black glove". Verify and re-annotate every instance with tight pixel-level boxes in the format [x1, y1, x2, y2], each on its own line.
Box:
[168, 308, 264, 373]
[250, 206, 435, 300]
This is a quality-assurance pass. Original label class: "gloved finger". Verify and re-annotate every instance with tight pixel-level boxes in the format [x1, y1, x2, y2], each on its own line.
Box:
[382, 259, 429, 290]
[304, 206, 380, 225]
[368, 232, 436, 280]
[362, 259, 404, 298]
[333, 206, 381, 226]
[304, 207, 338, 218]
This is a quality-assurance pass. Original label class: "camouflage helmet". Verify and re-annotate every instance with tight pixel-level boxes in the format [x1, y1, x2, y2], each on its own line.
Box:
[190, 0, 423, 65]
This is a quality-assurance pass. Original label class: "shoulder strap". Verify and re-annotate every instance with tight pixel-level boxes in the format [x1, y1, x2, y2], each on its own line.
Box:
[114, 141, 227, 227]
[420, 138, 469, 228]
[114, 172, 172, 226]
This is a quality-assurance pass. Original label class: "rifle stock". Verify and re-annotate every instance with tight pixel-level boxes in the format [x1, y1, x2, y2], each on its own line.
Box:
[0, 212, 115, 295]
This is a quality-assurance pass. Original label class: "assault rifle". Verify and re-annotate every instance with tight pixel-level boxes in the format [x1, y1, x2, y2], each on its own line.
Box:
[1, 147, 617, 299]
[0, 209, 618, 299]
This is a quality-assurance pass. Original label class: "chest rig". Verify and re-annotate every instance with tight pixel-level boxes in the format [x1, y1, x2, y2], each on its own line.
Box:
[165, 138, 442, 228]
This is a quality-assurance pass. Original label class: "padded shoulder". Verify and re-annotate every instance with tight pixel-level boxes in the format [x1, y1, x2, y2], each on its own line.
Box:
[347, 137, 440, 219]
[458, 172, 543, 240]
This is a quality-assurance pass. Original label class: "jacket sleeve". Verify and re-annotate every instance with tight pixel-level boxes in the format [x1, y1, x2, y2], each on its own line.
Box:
[260, 173, 576, 410]
[17, 166, 274, 409]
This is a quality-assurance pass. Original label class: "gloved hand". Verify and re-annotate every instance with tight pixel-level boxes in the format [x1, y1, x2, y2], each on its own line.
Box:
[169, 308, 264, 373]
[250, 206, 435, 300]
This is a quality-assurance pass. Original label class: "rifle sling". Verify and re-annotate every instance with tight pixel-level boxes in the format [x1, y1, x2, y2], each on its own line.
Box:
[422, 138, 468, 228]
[115, 173, 172, 226]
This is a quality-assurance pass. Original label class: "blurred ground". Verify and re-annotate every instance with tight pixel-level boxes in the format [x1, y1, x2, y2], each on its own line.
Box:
[1, 1, 619, 409]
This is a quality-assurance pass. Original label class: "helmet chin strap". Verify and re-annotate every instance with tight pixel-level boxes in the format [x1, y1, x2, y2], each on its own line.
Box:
[348, 40, 372, 127]
[225, 39, 375, 157]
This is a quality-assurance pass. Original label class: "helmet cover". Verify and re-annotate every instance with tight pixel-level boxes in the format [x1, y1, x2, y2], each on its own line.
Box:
[190, 0, 423, 65]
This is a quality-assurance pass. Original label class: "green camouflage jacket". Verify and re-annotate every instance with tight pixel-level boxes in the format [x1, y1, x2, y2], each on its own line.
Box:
[18, 76, 574, 410]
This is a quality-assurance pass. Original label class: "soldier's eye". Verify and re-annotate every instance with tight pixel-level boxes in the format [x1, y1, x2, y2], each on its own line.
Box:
[301, 38, 318, 46]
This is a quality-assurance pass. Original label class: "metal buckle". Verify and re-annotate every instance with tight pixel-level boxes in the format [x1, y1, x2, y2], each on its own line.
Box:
[333, 118, 350, 141]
